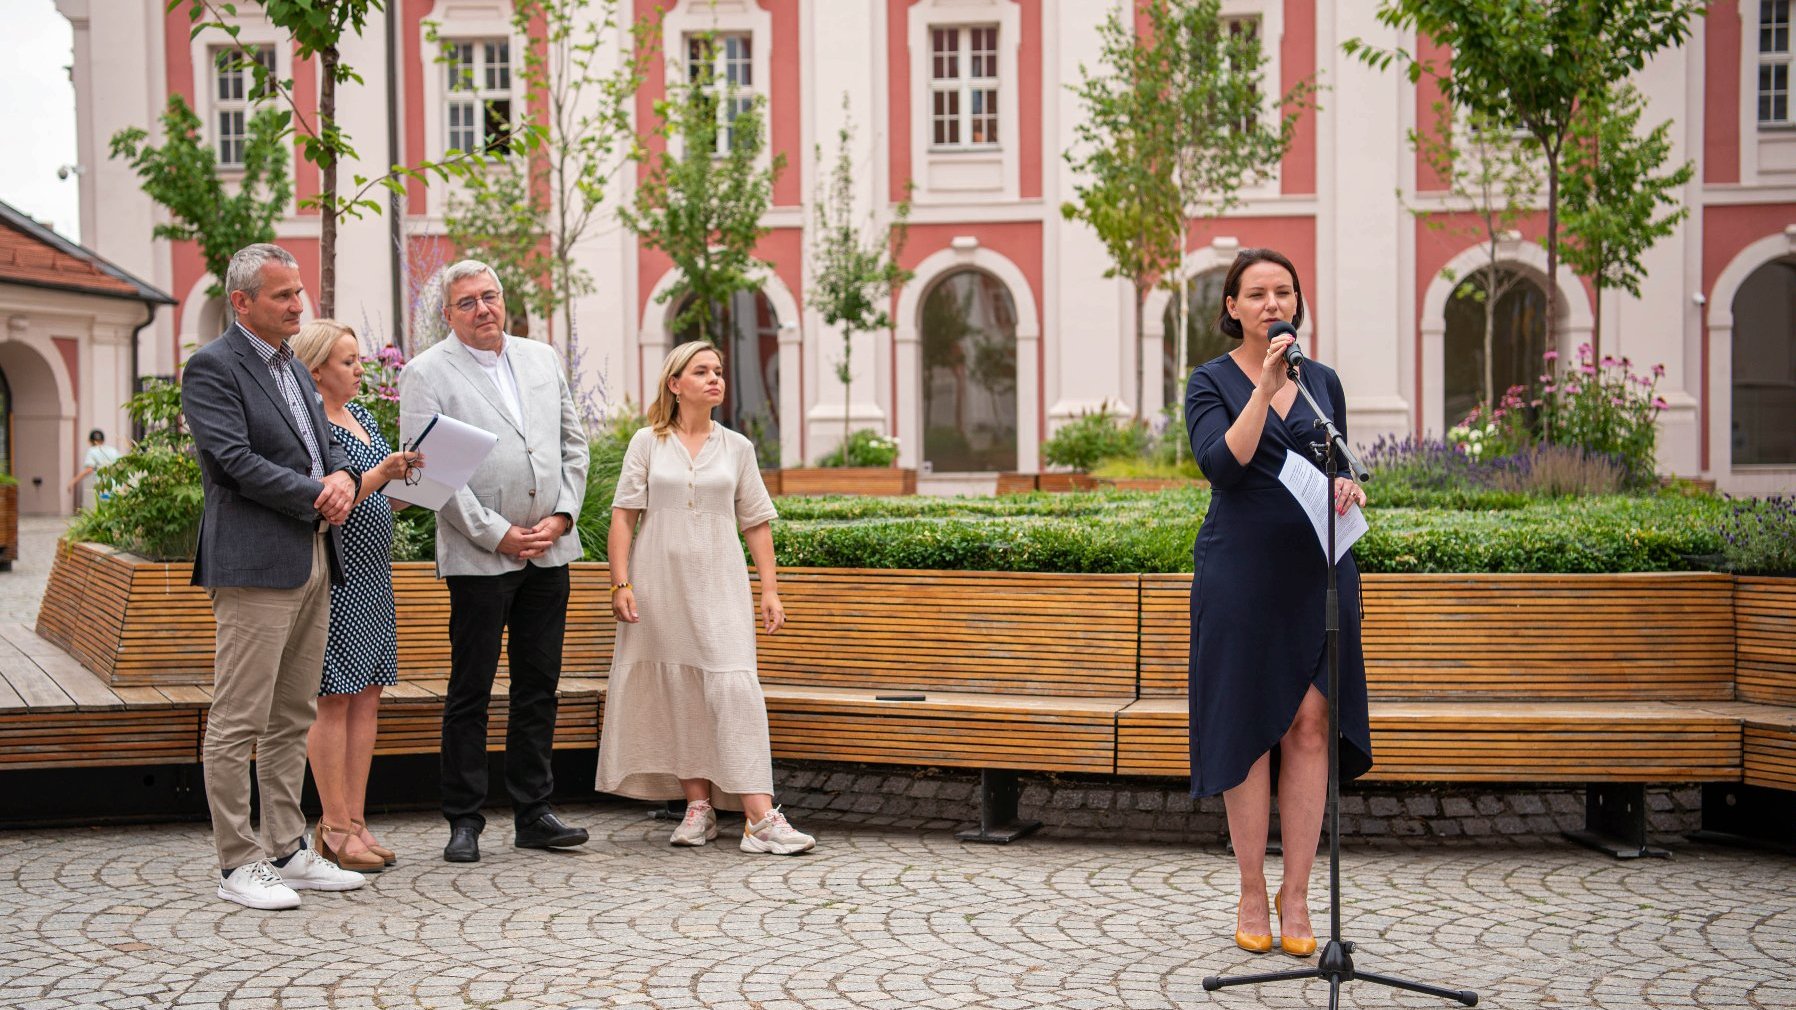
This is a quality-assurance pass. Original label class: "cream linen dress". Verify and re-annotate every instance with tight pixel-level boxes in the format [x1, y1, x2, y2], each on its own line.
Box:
[594, 424, 780, 809]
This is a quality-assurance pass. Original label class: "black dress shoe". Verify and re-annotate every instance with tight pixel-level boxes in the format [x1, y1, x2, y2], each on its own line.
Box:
[515, 811, 589, 849]
[444, 823, 481, 863]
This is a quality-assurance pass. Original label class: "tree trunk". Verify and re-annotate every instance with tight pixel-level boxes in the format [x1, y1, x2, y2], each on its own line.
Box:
[319, 47, 338, 319]
[1133, 281, 1146, 424]
[843, 330, 853, 464]
[1483, 254, 1497, 414]
[1592, 279, 1603, 361]
[1543, 146, 1560, 362]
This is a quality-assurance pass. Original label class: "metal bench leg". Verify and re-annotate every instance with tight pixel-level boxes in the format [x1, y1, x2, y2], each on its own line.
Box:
[1564, 783, 1669, 859]
[955, 769, 1041, 844]
[1689, 783, 1796, 855]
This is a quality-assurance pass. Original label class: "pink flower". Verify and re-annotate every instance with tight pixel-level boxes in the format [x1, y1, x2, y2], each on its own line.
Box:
[1611, 397, 1624, 407]
[1543, 350, 1560, 362]
[1601, 355, 1618, 367]
[1565, 383, 1582, 395]
[1577, 343, 1592, 356]
[1529, 399, 1544, 407]
[1652, 363, 1666, 378]
[1652, 397, 1669, 410]
[1493, 408, 1507, 419]
[1542, 384, 1557, 394]
[1620, 357, 1633, 368]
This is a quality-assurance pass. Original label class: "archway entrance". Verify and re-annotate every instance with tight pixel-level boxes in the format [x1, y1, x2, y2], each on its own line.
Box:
[1442, 268, 1548, 427]
[921, 269, 1017, 472]
[1731, 257, 1796, 465]
[672, 289, 781, 452]
[0, 340, 70, 514]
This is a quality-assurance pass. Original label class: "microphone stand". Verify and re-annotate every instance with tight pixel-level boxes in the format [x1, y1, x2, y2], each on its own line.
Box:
[1201, 363, 1477, 1009]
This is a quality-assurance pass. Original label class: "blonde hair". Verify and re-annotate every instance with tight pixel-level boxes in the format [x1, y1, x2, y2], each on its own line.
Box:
[647, 340, 724, 436]
[291, 318, 356, 372]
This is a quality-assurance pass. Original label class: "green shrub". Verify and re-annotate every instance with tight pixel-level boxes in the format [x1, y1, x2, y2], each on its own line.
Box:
[1090, 456, 1203, 480]
[68, 379, 203, 561]
[1716, 495, 1796, 575]
[817, 428, 899, 468]
[1042, 404, 1149, 472]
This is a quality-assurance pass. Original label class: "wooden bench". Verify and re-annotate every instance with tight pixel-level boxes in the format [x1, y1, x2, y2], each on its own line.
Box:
[754, 568, 1139, 841]
[1120, 571, 1783, 856]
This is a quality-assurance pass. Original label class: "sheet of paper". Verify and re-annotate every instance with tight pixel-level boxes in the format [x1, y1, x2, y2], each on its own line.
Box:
[1277, 448, 1367, 564]
[384, 413, 499, 511]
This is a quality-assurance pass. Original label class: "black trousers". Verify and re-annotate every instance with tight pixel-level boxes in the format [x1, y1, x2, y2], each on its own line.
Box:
[441, 563, 570, 830]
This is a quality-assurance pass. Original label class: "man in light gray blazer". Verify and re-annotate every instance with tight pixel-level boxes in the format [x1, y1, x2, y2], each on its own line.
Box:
[183, 243, 367, 909]
[398, 259, 590, 862]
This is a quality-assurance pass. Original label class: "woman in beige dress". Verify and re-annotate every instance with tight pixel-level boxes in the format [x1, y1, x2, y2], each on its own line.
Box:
[596, 340, 815, 854]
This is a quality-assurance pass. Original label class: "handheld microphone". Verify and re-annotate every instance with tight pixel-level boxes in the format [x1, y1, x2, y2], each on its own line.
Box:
[1268, 320, 1303, 367]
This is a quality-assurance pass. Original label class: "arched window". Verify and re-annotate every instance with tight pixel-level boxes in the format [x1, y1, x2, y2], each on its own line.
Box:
[921, 269, 1016, 471]
[1162, 269, 1231, 408]
[1731, 257, 1796, 465]
[1442, 268, 1548, 428]
[672, 289, 781, 452]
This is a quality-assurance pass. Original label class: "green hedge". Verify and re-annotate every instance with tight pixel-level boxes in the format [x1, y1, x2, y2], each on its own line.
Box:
[769, 489, 1731, 574]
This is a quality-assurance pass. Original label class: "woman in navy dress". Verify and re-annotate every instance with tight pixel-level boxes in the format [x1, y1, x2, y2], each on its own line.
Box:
[1184, 249, 1371, 958]
[292, 320, 418, 873]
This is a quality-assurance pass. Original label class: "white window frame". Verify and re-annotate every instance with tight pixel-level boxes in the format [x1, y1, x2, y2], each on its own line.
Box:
[211, 45, 277, 169]
[419, 2, 520, 168]
[659, 1, 772, 167]
[907, 0, 1019, 202]
[189, 21, 290, 178]
[685, 31, 756, 155]
[442, 37, 514, 156]
[928, 24, 1000, 151]
[1761, 0, 1793, 127]
[1216, 1, 1282, 199]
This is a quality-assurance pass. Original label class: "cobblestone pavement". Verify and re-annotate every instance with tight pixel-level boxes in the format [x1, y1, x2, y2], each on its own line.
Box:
[0, 516, 72, 627]
[1, 803, 1791, 1009]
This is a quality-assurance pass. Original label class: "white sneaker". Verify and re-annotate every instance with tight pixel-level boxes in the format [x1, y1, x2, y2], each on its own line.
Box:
[217, 860, 301, 910]
[276, 845, 366, 892]
[740, 808, 815, 855]
[670, 800, 718, 847]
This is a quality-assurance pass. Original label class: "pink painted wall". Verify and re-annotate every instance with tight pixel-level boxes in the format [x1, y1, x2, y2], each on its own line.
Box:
[1704, 3, 1741, 186]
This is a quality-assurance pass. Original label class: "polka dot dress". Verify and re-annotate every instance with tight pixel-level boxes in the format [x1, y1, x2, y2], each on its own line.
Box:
[320, 400, 400, 696]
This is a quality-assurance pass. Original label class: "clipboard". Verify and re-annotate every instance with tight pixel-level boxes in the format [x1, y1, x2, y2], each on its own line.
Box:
[386, 413, 499, 511]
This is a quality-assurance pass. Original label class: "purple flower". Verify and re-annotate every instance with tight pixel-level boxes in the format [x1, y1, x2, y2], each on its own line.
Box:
[1652, 396, 1669, 410]
[1601, 355, 1618, 367]
[1580, 363, 1597, 375]
[1652, 363, 1666, 378]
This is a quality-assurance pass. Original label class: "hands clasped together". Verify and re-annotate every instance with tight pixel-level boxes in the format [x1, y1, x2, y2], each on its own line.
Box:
[312, 450, 423, 525]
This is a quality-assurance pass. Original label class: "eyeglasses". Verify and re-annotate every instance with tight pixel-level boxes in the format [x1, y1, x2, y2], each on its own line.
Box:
[451, 291, 503, 314]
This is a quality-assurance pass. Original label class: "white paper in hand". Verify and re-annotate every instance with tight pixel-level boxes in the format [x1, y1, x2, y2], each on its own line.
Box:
[1277, 448, 1367, 564]
[385, 413, 499, 511]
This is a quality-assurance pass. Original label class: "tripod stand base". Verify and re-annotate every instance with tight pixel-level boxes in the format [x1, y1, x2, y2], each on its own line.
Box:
[1202, 939, 1478, 1006]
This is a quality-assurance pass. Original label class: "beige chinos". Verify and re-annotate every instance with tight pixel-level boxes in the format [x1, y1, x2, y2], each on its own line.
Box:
[203, 532, 332, 870]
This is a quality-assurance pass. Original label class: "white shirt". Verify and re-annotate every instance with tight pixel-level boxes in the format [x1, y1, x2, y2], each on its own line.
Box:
[465, 338, 524, 430]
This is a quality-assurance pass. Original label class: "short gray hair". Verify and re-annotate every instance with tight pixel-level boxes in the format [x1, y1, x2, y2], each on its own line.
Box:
[225, 243, 299, 299]
[440, 259, 504, 309]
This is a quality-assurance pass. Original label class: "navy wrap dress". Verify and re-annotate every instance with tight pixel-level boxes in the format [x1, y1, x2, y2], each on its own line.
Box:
[1184, 353, 1373, 798]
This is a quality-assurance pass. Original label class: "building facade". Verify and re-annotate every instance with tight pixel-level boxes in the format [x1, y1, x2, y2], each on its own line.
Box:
[56, 1, 1796, 491]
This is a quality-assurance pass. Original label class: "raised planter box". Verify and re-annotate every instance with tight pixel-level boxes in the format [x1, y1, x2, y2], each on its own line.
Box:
[760, 469, 783, 497]
[0, 483, 16, 570]
[36, 540, 616, 688]
[1034, 473, 1100, 493]
[994, 473, 1039, 495]
[777, 467, 917, 496]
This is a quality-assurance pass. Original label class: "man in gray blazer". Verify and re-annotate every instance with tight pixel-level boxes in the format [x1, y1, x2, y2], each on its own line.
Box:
[183, 243, 367, 909]
[399, 259, 590, 862]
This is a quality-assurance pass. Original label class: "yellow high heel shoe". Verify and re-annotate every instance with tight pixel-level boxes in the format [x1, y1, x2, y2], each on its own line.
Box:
[1274, 890, 1316, 957]
[1235, 893, 1272, 954]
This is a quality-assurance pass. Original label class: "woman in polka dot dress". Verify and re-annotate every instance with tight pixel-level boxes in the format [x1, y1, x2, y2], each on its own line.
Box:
[292, 320, 419, 873]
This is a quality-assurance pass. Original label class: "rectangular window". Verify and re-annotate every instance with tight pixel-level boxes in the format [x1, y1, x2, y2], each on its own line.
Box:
[687, 33, 754, 154]
[445, 38, 513, 155]
[213, 45, 276, 168]
[1222, 15, 1261, 135]
[930, 25, 999, 150]
[1763, 0, 1793, 124]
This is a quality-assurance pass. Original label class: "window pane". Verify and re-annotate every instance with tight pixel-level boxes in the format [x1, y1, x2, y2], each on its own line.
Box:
[484, 99, 511, 153]
[932, 28, 958, 79]
[249, 48, 276, 100]
[215, 50, 242, 102]
[448, 43, 474, 91]
[688, 36, 707, 82]
[922, 269, 1018, 471]
[485, 42, 510, 91]
[1730, 258, 1796, 464]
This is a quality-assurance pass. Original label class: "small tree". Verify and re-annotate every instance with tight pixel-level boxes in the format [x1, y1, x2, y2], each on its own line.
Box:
[174, 0, 529, 319]
[1346, 0, 1704, 353]
[622, 35, 785, 346]
[809, 98, 912, 463]
[1559, 82, 1694, 357]
[1062, 3, 1184, 421]
[109, 95, 292, 303]
[1409, 100, 1543, 413]
[441, 160, 552, 337]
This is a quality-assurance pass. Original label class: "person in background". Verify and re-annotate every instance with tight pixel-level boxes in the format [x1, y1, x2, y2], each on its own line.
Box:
[67, 428, 121, 508]
[596, 340, 814, 856]
[290, 319, 419, 874]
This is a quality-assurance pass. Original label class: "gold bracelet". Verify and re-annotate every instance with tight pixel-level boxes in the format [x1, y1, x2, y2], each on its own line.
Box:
[609, 581, 631, 595]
